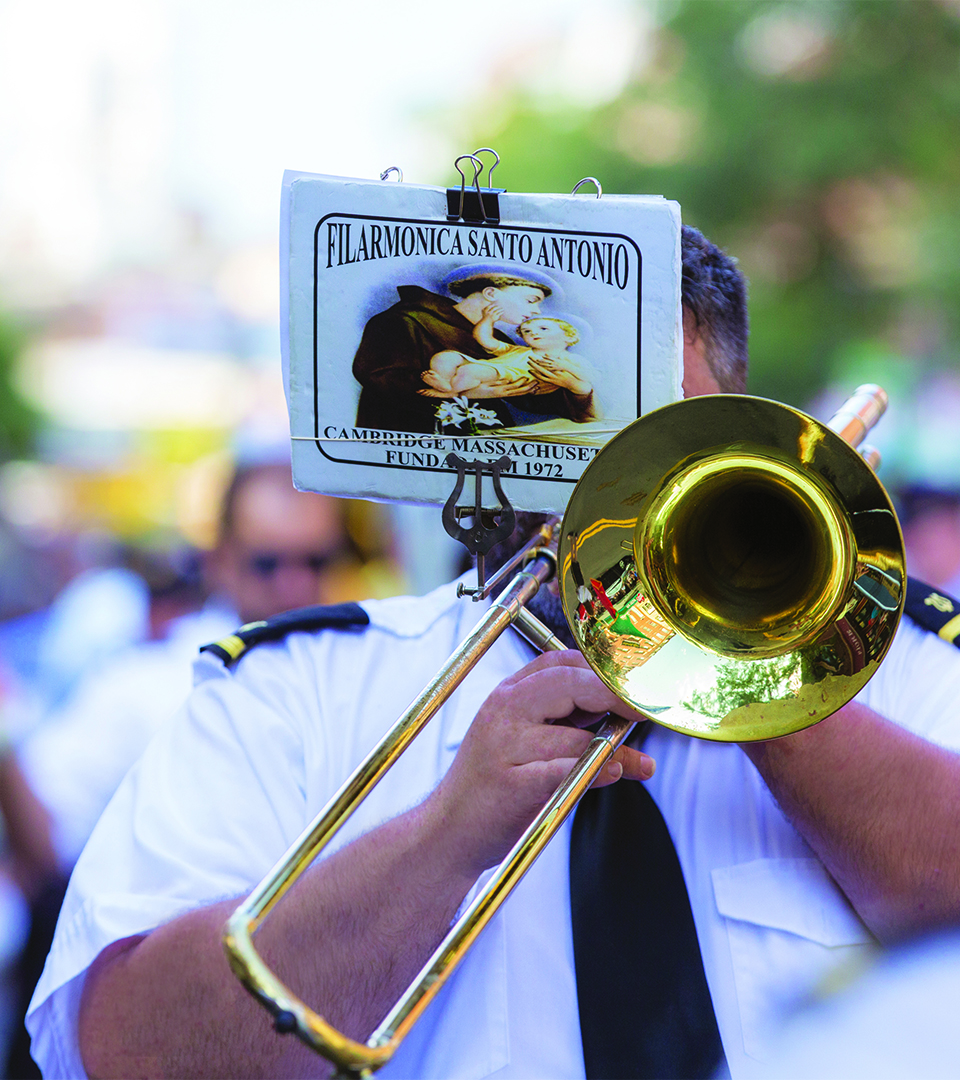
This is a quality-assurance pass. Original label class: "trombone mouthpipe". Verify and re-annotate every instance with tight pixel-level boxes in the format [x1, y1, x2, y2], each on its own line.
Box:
[826, 384, 888, 449]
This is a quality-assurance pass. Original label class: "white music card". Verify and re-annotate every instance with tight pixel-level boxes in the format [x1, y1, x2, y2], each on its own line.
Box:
[282, 169, 681, 513]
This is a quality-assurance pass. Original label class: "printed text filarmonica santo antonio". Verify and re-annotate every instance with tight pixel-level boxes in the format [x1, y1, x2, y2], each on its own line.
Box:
[323, 220, 633, 290]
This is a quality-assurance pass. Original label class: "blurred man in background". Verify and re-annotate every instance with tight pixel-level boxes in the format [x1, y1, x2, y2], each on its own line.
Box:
[205, 462, 354, 626]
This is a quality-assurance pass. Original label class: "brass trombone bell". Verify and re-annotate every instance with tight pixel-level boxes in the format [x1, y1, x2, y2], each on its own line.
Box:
[559, 390, 905, 742]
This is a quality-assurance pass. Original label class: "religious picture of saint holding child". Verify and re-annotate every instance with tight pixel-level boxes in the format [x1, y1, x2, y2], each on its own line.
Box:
[287, 172, 671, 509]
[351, 264, 599, 437]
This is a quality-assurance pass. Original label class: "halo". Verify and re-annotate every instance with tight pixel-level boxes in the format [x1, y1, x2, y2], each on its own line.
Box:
[440, 263, 563, 302]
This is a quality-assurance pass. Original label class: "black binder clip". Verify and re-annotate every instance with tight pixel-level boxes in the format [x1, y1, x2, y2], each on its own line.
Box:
[442, 453, 516, 597]
[447, 149, 504, 225]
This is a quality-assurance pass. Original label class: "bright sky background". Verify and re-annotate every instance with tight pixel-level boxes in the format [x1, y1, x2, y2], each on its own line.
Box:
[0, 0, 648, 305]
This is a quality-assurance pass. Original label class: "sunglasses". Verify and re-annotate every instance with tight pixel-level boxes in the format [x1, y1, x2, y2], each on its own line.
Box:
[246, 550, 340, 578]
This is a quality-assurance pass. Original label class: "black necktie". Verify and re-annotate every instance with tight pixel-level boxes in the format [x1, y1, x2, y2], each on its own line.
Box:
[570, 773, 725, 1079]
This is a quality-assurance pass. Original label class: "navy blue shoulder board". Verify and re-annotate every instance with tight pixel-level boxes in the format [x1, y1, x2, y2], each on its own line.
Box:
[200, 602, 370, 667]
[905, 578, 960, 649]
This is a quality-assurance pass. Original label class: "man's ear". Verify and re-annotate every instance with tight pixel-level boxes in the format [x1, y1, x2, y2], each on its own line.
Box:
[682, 307, 700, 347]
[482, 286, 499, 301]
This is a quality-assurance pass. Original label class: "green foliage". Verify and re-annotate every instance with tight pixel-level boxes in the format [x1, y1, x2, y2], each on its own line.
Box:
[0, 314, 40, 459]
[682, 652, 805, 719]
[462, 0, 960, 405]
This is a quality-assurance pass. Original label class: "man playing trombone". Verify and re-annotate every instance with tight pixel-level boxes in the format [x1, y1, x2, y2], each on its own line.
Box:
[26, 227, 960, 1080]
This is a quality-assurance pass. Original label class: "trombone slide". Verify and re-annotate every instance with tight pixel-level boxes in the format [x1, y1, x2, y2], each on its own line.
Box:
[223, 551, 602, 1075]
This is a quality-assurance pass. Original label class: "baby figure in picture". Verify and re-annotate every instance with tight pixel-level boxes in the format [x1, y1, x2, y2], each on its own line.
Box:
[420, 303, 584, 398]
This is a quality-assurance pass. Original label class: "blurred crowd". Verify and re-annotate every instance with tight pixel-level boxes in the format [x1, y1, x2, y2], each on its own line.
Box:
[0, 452, 418, 1077]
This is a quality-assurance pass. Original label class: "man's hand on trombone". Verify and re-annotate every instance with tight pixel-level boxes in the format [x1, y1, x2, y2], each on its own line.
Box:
[429, 650, 656, 879]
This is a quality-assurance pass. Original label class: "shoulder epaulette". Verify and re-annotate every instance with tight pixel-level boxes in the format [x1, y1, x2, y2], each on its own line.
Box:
[904, 578, 960, 649]
[200, 602, 370, 667]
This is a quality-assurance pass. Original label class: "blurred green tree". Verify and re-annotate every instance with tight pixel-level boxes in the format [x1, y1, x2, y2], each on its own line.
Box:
[460, 0, 960, 405]
[682, 653, 805, 719]
[0, 313, 40, 458]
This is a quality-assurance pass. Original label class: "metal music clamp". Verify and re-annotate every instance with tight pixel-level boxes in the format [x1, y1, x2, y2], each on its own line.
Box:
[442, 453, 516, 597]
[447, 149, 504, 225]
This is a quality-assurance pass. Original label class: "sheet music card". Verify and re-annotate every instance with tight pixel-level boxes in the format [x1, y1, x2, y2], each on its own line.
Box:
[282, 170, 681, 513]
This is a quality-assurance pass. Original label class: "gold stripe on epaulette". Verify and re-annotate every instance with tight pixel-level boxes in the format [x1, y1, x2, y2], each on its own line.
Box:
[924, 592, 956, 614]
[216, 634, 248, 661]
[939, 614, 960, 645]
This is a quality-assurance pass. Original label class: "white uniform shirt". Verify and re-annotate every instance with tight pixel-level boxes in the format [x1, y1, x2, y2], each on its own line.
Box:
[25, 579, 960, 1079]
[762, 928, 960, 1079]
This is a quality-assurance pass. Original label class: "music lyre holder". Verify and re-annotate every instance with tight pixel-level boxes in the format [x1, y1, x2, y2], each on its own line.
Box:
[442, 453, 516, 598]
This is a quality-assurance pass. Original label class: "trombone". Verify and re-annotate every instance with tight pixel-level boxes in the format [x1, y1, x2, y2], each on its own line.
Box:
[223, 385, 904, 1077]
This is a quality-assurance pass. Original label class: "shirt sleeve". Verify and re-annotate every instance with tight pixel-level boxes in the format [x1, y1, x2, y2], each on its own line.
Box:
[857, 616, 960, 751]
[25, 642, 328, 1078]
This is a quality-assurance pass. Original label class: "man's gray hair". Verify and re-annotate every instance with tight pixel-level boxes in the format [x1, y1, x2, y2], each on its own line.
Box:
[680, 225, 748, 394]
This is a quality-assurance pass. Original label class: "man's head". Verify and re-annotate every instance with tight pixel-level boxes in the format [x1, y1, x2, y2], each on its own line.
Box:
[207, 464, 350, 624]
[680, 224, 749, 397]
[448, 273, 550, 326]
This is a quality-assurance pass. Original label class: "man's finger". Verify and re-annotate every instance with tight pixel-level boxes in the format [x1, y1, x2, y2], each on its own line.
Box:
[497, 665, 645, 729]
[512, 724, 655, 782]
[510, 722, 595, 767]
[498, 649, 590, 689]
[517, 749, 655, 807]
[613, 745, 656, 782]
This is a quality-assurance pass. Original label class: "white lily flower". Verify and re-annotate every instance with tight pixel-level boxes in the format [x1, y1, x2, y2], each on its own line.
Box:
[466, 405, 499, 427]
